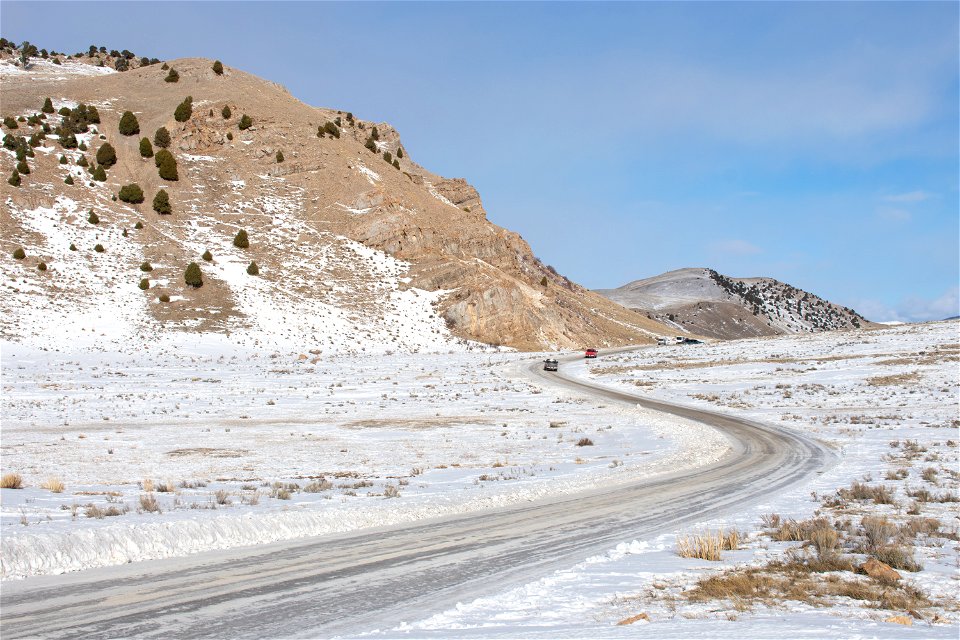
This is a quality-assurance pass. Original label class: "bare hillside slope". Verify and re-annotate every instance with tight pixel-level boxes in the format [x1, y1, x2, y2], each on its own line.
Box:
[1, 53, 669, 351]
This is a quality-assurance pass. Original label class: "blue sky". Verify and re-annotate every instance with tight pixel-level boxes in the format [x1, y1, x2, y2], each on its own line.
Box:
[3, 1, 957, 321]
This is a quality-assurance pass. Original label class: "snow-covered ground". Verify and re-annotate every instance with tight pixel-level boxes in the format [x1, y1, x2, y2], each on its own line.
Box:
[0, 341, 726, 579]
[367, 321, 959, 638]
[2, 322, 957, 638]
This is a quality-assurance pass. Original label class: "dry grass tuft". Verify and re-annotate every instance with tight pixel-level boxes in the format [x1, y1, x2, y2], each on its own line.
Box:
[139, 493, 161, 513]
[575, 437, 594, 447]
[839, 482, 895, 504]
[676, 529, 742, 561]
[141, 478, 155, 492]
[1, 473, 24, 489]
[41, 477, 66, 493]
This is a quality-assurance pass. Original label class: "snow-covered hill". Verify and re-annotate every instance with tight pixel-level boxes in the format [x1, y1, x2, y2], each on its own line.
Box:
[596, 268, 873, 340]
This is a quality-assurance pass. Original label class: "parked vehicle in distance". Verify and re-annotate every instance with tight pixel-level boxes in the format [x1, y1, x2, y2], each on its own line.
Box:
[657, 337, 669, 345]
[543, 358, 559, 371]
[585, 348, 598, 359]
[680, 338, 704, 345]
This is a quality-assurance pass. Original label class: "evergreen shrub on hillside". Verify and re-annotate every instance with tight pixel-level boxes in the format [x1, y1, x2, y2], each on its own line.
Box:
[118, 111, 139, 135]
[16, 160, 29, 175]
[382, 151, 392, 163]
[238, 114, 252, 130]
[139, 137, 154, 158]
[13, 247, 25, 259]
[96, 142, 117, 167]
[246, 261, 259, 275]
[233, 229, 249, 248]
[184, 262, 202, 288]
[396, 147, 403, 159]
[226, 132, 233, 141]
[140, 261, 153, 272]
[153, 127, 171, 148]
[152, 189, 171, 214]
[64, 175, 74, 185]
[118, 183, 145, 203]
[37, 262, 47, 271]
[392, 159, 400, 169]
[202, 249, 212, 261]
[4, 116, 18, 129]
[135, 221, 144, 229]
[88, 210, 99, 224]
[221, 105, 231, 119]
[155, 149, 178, 180]
[92, 165, 107, 181]
[276, 150, 284, 163]
[42, 97, 54, 113]
[139, 278, 150, 290]
[94, 244, 105, 253]
[59, 154, 68, 164]
[164, 68, 179, 83]
[174, 97, 192, 122]
[159, 293, 170, 302]
[212, 60, 224, 75]
[9, 169, 21, 186]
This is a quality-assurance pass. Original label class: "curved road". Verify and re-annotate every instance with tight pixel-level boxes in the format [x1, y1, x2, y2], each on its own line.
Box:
[0, 352, 834, 639]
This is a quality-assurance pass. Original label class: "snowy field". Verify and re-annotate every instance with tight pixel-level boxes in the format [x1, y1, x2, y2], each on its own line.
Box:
[0, 339, 726, 578]
[2, 321, 958, 639]
[369, 321, 959, 638]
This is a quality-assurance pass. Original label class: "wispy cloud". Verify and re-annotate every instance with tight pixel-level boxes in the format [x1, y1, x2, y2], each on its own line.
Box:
[876, 207, 912, 222]
[883, 190, 935, 203]
[853, 286, 959, 323]
[709, 239, 762, 255]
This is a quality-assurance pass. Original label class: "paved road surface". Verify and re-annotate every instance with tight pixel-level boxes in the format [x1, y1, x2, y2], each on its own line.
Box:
[0, 352, 834, 638]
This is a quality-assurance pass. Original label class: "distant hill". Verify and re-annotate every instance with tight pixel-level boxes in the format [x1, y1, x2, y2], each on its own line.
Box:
[596, 268, 875, 340]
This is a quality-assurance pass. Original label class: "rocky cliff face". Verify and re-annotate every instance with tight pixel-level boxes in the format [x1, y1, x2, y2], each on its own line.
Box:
[1, 52, 668, 351]
[597, 268, 874, 340]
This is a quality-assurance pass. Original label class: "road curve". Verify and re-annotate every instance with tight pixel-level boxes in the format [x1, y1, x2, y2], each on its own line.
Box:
[0, 352, 835, 639]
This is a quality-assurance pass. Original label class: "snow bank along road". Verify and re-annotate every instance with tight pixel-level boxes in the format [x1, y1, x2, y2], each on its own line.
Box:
[0, 352, 835, 639]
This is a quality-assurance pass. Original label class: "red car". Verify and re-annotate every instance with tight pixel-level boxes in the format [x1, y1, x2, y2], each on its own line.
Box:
[585, 348, 598, 359]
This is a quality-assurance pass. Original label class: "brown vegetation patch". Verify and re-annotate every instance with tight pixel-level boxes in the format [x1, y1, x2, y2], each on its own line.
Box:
[868, 371, 921, 387]
[342, 416, 492, 430]
[166, 447, 249, 458]
[685, 560, 931, 612]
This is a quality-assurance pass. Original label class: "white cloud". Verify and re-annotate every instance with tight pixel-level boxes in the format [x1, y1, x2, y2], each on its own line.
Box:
[709, 239, 762, 255]
[876, 207, 912, 222]
[853, 286, 959, 323]
[883, 190, 934, 203]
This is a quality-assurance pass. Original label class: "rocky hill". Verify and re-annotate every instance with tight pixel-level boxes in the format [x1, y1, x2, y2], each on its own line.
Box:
[0, 48, 670, 353]
[596, 268, 874, 340]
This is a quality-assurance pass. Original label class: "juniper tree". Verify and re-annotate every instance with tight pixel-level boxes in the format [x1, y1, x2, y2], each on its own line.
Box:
[96, 142, 117, 167]
[92, 165, 107, 181]
[202, 249, 212, 261]
[118, 111, 139, 135]
[246, 261, 259, 275]
[221, 105, 231, 119]
[8, 169, 21, 186]
[152, 189, 171, 214]
[212, 60, 224, 75]
[64, 175, 74, 185]
[153, 127, 171, 148]
[139, 278, 150, 290]
[42, 97, 54, 113]
[155, 149, 178, 180]
[118, 183, 145, 203]
[88, 210, 99, 224]
[13, 247, 25, 259]
[233, 229, 249, 248]
[276, 150, 284, 163]
[184, 262, 202, 288]
[139, 137, 154, 158]
[16, 160, 29, 175]
[238, 114, 252, 130]
[164, 67, 179, 83]
[174, 97, 192, 122]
